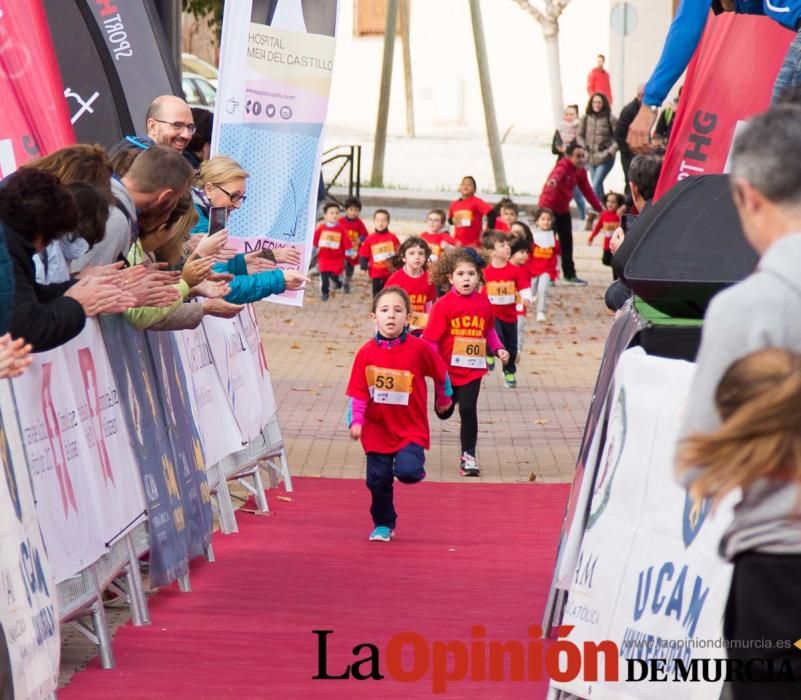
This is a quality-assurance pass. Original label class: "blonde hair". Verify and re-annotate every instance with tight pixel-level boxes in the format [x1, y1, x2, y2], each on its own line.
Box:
[198, 155, 249, 187]
[677, 347, 801, 504]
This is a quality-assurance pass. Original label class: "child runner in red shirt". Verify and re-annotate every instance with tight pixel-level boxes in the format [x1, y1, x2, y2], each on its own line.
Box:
[385, 237, 437, 336]
[419, 208, 457, 264]
[359, 209, 400, 296]
[347, 286, 453, 542]
[448, 176, 493, 248]
[424, 249, 510, 476]
[509, 223, 534, 364]
[588, 192, 624, 269]
[493, 201, 519, 233]
[312, 202, 348, 301]
[529, 208, 561, 323]
[481, 230, 532, 388]
[338, 196, 369, 294]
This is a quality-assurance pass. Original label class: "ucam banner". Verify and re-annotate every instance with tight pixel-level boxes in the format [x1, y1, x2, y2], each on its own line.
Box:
[654, 13, 791, 200]
[212, 0, 339, 306]
[0, 380, 59, 700]
[549, 349, 736, 700]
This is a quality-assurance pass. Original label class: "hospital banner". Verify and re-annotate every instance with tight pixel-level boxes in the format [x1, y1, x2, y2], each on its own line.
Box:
[212, 0, 340, 306]
[655, 14, 791, 199]
[550, 350, 735, 700]
[0, 380, 59, 700]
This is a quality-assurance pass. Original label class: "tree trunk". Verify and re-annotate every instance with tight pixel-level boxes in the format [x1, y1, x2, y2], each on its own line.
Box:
[399, 0, 415, 137]
[543, 27, 563, 128]
[370, 0, 400, 187]
[468, 0, 508, 192]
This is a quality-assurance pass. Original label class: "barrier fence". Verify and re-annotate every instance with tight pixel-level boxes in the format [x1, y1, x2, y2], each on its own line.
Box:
[0, 303, 291, 697]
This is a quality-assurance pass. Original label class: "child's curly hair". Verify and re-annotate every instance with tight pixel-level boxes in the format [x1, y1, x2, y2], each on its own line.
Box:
[391, 236, 432, 271]
[429, 248, 486, 290]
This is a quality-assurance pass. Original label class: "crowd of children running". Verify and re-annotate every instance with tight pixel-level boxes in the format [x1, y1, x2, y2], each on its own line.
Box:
[328, 175, 607, 541]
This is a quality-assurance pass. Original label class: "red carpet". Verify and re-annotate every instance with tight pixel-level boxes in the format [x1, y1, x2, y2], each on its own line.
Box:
[61, 477, 569, 699]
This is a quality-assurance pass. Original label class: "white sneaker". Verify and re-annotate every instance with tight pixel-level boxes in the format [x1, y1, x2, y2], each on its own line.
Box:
[536, 311, 546, 323]
[460, 452, 480, 477]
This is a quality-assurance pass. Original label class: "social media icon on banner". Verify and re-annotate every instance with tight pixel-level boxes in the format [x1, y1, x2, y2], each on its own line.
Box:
[266, 103, 276, 118]
[280, 106, 292, 120]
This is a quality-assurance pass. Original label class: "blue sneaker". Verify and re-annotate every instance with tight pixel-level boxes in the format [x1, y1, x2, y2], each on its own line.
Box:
[369, 526, 392, 542]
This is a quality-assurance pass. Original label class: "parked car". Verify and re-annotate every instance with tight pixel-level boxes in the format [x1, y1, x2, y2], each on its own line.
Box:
[181, 52, 218, 88]
[182, 72, 217, 108]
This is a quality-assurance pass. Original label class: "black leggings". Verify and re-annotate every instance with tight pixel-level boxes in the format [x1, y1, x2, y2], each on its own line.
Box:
[554, 210, 575, 279]
[372, 277, 386, 296]
[451, 378, 482, 456]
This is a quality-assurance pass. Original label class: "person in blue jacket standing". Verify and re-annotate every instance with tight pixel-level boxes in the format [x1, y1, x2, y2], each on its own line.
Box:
[191, 155, 308, 304]
[628, 0, 801, 153]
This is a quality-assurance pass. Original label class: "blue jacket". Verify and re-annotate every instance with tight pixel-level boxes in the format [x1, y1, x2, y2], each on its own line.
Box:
[644, 0, 801, 107]
[191, 201, 286, 304]
[0, 223, 13, 335]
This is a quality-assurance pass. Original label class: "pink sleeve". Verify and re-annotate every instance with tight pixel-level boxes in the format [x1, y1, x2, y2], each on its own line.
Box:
[349, 397, 368, 427]
[487, 326, 504, 355]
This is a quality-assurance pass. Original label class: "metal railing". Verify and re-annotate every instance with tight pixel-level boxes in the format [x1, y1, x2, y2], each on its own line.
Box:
[321, 144, 361, 203]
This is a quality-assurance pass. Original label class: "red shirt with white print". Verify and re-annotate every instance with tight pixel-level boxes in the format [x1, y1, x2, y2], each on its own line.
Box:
[448, 195, 493, 247]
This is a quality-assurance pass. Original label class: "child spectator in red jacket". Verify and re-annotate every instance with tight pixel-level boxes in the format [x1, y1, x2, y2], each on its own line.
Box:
[338, 196, 369, 294]
[313, 202, 349, 301]
[448, 176, 492, 248]
[588, 191, 624, 268]
[359, 209, 400, 296]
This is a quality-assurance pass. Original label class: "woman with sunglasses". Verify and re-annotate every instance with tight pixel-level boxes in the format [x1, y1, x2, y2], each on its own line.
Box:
[191, 155, 306, 303]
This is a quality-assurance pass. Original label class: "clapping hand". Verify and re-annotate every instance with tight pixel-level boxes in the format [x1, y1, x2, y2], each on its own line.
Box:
[0, 334, 33, 379]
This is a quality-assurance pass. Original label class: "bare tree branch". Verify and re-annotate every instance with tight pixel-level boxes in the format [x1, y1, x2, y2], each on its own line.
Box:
[511, 0, 571, 36]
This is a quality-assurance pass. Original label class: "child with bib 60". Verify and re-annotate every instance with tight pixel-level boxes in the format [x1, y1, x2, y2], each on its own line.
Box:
[347, 286, 453, 542]
[424, 249, 509, 477]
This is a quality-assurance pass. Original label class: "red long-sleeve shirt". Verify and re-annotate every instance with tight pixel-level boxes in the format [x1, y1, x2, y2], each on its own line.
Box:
[448, 195, 493, 247]
[589, 210, 621, 252]
[313, 222, 348, 274]
[338, 215, 369, 264]
[587, 67, 612, 105]
[539, 157, 604, 215]
[359, 231, 400, 280]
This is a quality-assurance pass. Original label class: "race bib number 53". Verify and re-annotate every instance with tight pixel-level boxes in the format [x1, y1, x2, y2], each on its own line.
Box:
[451, 337, 487, 369]
[366, 366, 414, 405]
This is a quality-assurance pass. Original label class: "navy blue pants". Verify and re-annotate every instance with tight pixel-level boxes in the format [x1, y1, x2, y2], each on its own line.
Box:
[366, 443, 426, 528]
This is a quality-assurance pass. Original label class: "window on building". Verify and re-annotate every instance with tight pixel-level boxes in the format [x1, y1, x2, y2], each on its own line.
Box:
[354, 0, 403, 37]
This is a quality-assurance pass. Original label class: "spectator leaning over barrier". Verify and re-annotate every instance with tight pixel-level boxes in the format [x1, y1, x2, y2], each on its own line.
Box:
[123, 195, 239, 331]
[20, 145, 113, 285]
[604, 154, 663, 312]
[628, 0, 801, 154]
[538, 142, 604, 286]
[72, 145, 195, 273]
[676, 106, 801, 699]
[2, 169, 135, 352]
[191, 155, 308, 304]
[146, 95, 195, 152]
[184, 107, 213, 170]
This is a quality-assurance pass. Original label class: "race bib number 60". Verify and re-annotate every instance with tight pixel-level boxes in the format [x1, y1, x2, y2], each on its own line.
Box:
[366, 366, 414, 405]
[451, 337, 487, 369]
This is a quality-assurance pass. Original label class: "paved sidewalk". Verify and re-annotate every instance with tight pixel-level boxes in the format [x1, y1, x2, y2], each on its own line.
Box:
[256, 219, 614, 485]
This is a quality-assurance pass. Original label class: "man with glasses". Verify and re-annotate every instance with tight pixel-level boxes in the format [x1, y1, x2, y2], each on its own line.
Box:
[145, 95, 196, 153]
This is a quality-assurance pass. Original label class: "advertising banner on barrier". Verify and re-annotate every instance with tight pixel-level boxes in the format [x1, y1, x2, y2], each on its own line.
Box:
[212, 0, 340, 306]
[550, 350, 735, 700]
[0, 381, 59, 700]
[62, 321, 147, 544]
[202, 313, 270, 442]
[11, 348, 107, 582]
[146, 332, 213, 557]
[99, 316, 190, 587]
[654, 14, 791, 200]
[177, 324, 244, 468]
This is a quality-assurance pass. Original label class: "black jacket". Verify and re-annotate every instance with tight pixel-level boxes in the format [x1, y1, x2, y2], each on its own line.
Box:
[4, 221, 86, 351]
[615, 98, 641, 160]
